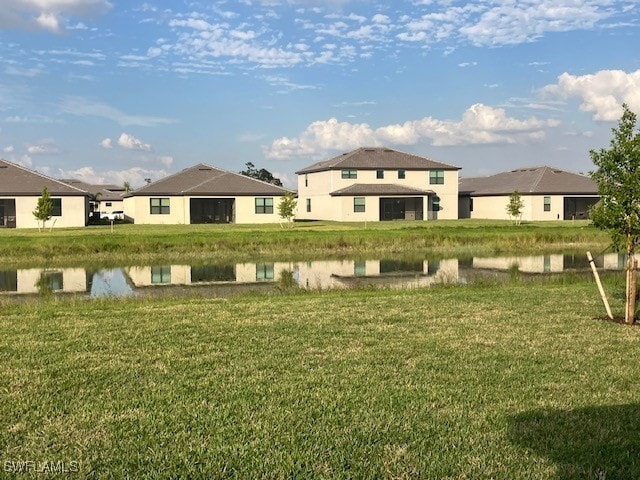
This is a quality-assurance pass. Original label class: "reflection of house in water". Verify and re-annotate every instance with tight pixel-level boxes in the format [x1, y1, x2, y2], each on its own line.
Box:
[126, 262, 297, 287]
[4, 253, 626, 300]
[124, 259, 460, 293]
[0, 268, 88, 295]
[299, 258, 459, 290]
[469, 253, 626, 275]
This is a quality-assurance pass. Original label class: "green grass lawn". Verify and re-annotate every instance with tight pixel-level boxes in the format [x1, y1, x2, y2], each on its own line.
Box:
[0, 219, 609, 267]
[1, 280, 638, 479]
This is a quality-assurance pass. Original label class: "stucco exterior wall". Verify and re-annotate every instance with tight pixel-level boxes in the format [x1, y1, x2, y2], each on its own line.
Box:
[98, 199, 124, 216]
[4, 195, 88, 229]
[468, 194, 598, 221]
[296, 168, 459, 221]
[124, 195, 288, 224]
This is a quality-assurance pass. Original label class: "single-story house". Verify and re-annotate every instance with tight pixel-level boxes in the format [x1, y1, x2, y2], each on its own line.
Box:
[458, 166, 599, 221]
[59, 179, 126, 219]
[0, 159, 90, 229]
[123, 163, 292, 224]
[295, 147, 460, 222]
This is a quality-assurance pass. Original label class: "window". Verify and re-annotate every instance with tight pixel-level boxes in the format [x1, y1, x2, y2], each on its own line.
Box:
[51, 198, 62, 217]
[306, 198, 311, 212]
[398, 170, 406, 179]
[150, 197, 170, 215]
[151, 266, 171, 284]
[354, 197, 366, 213]
[255, 197, 274, 214]
[469, 198, 474, 212]
[354, 261, 366, 276]
[341, 169, 357, 179]
[304, 174, 308, 187]
[432, 197, 440, 211]
[256, 263, 274, 280]
[544, 196, 551, 212]
[430, 170, 445, 185]
[376, 170, 384, 179]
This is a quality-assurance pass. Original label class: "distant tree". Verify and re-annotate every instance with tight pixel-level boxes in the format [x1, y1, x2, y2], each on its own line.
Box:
[240, 162, 283, 187]
[506, 190, 524, 226]
[278, 191, 297, 228]
[144, 178, 152, 185]
[123, 181, 132, 192]
[590, 104, 640, 324]
[33, 186, 53, 232]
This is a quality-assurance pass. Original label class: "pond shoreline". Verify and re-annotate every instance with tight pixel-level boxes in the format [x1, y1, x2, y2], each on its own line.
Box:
[0, 220, 609, 268]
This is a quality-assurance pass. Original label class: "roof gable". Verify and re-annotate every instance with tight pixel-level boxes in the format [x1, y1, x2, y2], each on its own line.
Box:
[127, 163, 291, 197]
[296, 147, 460, 174]
[0, 159, 89, 196]
[459, 166, 598, 196]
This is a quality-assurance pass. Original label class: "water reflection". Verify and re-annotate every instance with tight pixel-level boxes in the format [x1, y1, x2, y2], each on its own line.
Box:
[0, 252, 627, 300]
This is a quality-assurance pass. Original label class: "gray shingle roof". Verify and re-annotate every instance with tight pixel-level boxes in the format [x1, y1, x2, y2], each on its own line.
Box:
[126, 163, 291, 197]
[459, 166, 598, 196]
[0, 159, 89, 196]
[296, 147, 460, 174]
[330, 184, 435, 196]
[59, 179, 126, 201]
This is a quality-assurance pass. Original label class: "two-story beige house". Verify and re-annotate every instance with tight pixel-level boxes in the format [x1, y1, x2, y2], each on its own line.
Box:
[295, 147, 460, 222]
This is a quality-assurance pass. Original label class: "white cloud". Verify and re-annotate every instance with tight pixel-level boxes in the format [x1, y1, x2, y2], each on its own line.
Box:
[157, 155, 173, 167]
[26, 139, 59, 155]
[58, 165, 169, 188]
[0, 0, 112, 34]
[36, 12, 62, 33]
[542, 69, 640, 121]
[459, 2, 609, 46]
[99, 137, 112, 149]
[18, 154, 33, 167]
[59, 96, 175, 127]
[397, 1, 624, 47]
[117, 133, 153, 152]
[264, 104, 558, 159]
[5, 65, 44, 77]
[264, 117, 377, 159]
[168, 16, 305, 68]
[3, 145, 15, 153]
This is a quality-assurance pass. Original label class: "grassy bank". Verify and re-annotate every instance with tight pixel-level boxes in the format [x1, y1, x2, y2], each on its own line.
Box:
[0, 220, 609, 267]
[1, 281, 638, 478]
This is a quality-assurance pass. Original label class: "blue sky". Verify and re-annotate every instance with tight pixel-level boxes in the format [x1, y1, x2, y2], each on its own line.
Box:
[0, 0, 639, 188]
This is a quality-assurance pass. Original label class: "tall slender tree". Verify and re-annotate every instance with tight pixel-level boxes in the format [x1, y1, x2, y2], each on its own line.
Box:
[32, 186, 53, 232]
[506, 190, 524, 226]
[590, 104, 640, 324]
[278, 191, 297, 228]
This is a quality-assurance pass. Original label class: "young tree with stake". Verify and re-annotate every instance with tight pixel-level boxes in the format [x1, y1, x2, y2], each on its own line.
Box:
[590, 104, 640, 324]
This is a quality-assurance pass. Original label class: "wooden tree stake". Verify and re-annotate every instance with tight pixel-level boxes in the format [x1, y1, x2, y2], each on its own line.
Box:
[587, 251, 614, 320]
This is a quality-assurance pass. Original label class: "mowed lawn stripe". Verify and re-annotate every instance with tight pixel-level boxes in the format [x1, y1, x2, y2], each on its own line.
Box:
[1, 283, 637, 478]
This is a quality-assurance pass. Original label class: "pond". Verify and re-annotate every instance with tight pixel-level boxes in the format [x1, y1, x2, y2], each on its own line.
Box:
[0, 252, 624, 300]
